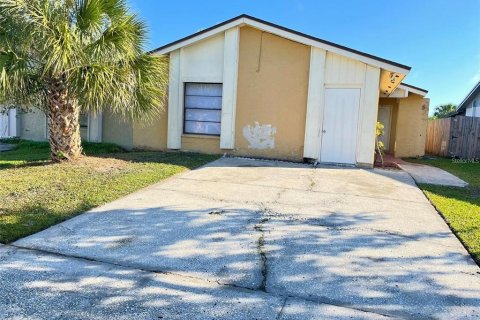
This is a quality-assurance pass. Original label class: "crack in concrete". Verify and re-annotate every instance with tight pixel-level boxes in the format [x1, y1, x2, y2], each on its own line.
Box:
[254, 208, 270, 292]
[249, 210, 464, 250]
[275, 297, 288, 320]
[4, 243, 405, 319]
[174, 176, 430, 205]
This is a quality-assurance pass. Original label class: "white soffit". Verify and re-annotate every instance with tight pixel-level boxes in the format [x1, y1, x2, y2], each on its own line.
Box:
[152, 15, 411, 75]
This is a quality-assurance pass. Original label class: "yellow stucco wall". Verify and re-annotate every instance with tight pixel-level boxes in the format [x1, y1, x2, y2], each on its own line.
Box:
[181, 135, 222, 154]
[102, 109, 133, 150]
[392, 94, 429, 158]
[233, 26, 310, 161]
[132, 111, 168, 150]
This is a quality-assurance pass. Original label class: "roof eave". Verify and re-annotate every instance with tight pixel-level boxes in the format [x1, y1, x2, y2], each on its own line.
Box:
[398, 83, 429, 96]
[150, 14, 411, 75]
[456, 81, 480, 111]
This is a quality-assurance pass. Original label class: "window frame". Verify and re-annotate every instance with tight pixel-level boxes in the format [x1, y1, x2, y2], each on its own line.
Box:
[183, 82, 223, 136]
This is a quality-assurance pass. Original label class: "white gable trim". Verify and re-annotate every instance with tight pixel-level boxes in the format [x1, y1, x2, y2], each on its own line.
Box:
[154, 16, 410, 75]
[153, 20, 242, 56]
[244, 18, 408, 74]
[398, 84, 427, 97]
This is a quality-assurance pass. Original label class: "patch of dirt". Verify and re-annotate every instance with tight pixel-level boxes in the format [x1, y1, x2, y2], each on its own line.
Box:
[66, 156, 129, 173]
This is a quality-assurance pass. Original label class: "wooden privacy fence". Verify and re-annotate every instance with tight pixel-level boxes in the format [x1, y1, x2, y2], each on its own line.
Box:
[425, 118, 451, 157]
[426, 116, 480, 159]
[449, 116, 480, 159]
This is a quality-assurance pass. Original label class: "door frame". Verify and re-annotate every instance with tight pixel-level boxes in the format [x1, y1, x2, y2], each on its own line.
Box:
[378, 105, 393, 152]
[319, 87, 362, 165]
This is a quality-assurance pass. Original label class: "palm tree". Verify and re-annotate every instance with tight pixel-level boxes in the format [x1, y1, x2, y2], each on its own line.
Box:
[0, 0, 168, 161]
[432, 103, 457, 119]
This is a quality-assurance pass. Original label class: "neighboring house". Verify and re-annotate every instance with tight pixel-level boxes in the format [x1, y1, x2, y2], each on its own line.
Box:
[4, 107, 130, 147]
[0, 109, 18, 138]
[3, 14, 429, 166]
[455, 81, 480, 117]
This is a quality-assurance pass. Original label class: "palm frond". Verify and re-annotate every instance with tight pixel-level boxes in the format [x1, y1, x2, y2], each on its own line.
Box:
[0, 0, 168, 120]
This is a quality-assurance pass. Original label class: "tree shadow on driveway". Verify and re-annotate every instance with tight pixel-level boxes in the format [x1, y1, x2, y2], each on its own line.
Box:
[6, 201, 480, 319]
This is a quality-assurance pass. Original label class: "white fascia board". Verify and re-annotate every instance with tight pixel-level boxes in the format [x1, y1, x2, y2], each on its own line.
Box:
[244, 18, 409, 74]
[154, 20, 246, 55]
[156, 17, 409, 75]
[457, 82, 480, 110]
[398, 84, 427, 97]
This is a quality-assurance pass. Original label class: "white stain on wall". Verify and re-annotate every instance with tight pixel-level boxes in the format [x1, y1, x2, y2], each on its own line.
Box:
[242, 122, 276, 149]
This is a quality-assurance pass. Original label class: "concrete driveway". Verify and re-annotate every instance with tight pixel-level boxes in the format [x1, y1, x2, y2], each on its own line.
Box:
[1, 157, 479, 319]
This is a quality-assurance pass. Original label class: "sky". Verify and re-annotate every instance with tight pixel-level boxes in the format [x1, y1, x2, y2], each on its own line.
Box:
[128, 0, 480, 115]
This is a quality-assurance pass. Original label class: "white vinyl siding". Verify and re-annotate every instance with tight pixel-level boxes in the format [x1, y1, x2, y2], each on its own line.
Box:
[466, 99, 480, 117]
[466, 106, 473, 117]
[474, 100, 480, 117]
[184, 83, 222, 135]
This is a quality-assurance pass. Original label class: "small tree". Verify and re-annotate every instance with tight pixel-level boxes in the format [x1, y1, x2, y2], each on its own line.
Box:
[0, 0, 168, 161]
[432, 103, 457, 119]
[375, 121, 385, 166]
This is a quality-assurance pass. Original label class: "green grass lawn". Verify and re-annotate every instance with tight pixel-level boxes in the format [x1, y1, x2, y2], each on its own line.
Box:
[0, 139, 219, 243]
[405, 157, 480, 264]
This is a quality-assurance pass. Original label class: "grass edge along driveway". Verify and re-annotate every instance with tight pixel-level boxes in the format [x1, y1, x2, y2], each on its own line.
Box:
[0, 139, 219, 243]
[405, 157, 480, 265]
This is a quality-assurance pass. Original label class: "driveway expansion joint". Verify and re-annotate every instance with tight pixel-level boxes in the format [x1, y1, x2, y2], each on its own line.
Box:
[4, 243, 399, 319]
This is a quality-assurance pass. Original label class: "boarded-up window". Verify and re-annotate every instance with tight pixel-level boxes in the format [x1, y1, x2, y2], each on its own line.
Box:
[184, 83, 222, 135]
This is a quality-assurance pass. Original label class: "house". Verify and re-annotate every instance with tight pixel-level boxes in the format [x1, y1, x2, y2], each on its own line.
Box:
[0, 108, 18, 139]
[455, 81, 480, 117]
[3, 14, 429, 166]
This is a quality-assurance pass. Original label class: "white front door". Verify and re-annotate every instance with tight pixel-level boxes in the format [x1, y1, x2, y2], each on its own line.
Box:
[320, 88, 361, 165]
[377, 106, 392, 151]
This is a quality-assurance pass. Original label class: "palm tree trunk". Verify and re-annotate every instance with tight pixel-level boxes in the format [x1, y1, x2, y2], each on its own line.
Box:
[47, 80, 82, 162]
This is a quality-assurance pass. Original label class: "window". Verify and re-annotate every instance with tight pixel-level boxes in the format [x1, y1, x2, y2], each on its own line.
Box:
[184, 83, 222, 135]
[79, 112, 89, 140]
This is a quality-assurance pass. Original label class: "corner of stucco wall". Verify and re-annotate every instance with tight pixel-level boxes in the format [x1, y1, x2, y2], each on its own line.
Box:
[393, 94, 429, 158]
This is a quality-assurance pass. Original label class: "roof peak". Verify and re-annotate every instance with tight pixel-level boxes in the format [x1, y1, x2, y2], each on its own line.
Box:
[149, 14, 411, 73]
